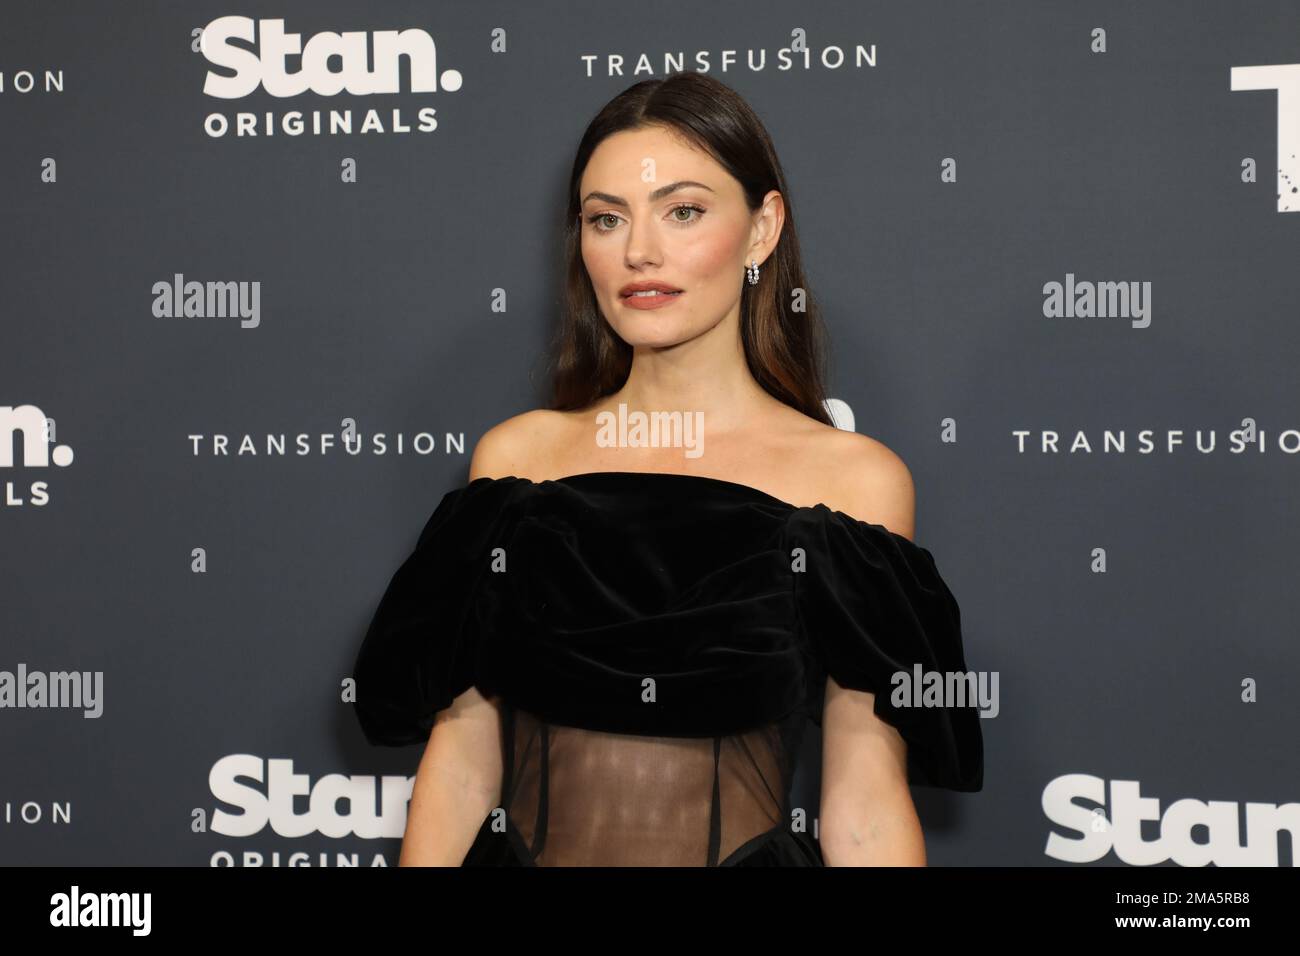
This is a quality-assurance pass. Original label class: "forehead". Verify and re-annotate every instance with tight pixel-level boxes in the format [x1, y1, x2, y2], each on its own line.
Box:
[580, 125, 728, 193]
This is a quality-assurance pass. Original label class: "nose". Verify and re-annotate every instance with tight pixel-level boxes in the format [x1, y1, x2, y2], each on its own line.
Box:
[623, 211, 663, 269]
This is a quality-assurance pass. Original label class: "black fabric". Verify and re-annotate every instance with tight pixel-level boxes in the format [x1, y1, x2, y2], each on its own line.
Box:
[352, 471, 983, 866]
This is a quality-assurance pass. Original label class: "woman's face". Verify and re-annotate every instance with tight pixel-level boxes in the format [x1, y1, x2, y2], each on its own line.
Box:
[579, 124, 778, 349]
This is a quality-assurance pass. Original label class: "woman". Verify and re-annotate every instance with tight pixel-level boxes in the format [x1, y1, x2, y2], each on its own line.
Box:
[352, 73, 983, 866]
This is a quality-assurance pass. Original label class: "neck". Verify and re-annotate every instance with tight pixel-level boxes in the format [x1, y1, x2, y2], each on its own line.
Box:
[598, 308, 777, 435]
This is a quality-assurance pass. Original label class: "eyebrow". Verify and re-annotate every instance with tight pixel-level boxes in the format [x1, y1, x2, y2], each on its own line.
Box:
[580, 180, 715, 208]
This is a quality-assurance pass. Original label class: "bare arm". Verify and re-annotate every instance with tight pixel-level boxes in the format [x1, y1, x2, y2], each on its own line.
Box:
[398, 687, 504, 866]
[817, 436, 925, 865]
[397, 412, 549, 865]
[819, 679, 925, 865]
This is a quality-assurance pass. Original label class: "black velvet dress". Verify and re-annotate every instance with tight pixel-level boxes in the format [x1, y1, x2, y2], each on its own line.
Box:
[351, 471, 983, 866]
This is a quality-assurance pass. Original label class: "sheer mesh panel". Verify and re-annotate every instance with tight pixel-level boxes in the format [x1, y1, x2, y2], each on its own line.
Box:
[500, 704, 802, 866]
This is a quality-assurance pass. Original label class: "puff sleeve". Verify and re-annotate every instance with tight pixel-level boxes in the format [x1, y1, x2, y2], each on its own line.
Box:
[352, 477, 525, 747]
[789, 504, 984, 791]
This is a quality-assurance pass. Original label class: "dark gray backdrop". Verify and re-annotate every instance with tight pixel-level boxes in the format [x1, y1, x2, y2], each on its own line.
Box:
[2, 0, 1298, 866]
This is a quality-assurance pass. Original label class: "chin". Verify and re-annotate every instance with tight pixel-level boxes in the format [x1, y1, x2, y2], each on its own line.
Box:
[612, 320, 700, 348]
[608, 311, 713, 345]
[617, 331, 686, 349]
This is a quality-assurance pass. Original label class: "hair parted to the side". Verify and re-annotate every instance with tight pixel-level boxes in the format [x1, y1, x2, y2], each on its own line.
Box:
[548, 72, 833, 426]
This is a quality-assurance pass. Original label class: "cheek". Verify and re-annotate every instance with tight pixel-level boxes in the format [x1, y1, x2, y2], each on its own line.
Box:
[581, 233, 615, 288]
[679, 229, 744, 286]
[579, 232, 594, 277]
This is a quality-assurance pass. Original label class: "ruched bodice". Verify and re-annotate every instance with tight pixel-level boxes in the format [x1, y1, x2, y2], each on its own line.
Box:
[352, 471, 984, 866]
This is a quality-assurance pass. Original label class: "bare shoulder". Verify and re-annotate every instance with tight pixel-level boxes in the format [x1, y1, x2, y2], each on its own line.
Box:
[468, 408, 572, 481]
[802, 421, 916, 540]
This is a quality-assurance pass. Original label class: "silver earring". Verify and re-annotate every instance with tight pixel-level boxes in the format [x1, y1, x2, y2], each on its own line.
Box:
[746, 259, 760, 285]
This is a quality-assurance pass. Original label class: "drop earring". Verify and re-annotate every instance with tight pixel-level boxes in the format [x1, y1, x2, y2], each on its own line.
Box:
[746, 259, 760, 285]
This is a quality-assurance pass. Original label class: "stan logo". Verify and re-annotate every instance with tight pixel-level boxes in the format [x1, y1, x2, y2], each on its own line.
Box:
[199, 16, 462, 99]
[1230, 60, 1300, 212]
[1, 404, 74, 507]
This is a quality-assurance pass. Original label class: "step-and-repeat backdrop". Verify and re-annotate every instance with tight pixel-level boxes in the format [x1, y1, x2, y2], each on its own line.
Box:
[2, 1, 1298, 866]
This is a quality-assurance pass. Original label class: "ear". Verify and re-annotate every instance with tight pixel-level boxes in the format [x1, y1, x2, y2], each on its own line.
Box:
[748, 189, 786, 265]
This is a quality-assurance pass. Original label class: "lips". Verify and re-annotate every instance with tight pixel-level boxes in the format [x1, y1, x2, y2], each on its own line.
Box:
[619, 281, 683, 297]
[618, 284, 685, 310]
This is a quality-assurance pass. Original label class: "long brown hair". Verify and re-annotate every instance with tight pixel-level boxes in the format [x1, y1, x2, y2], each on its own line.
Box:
[548, 73, 832, 426]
